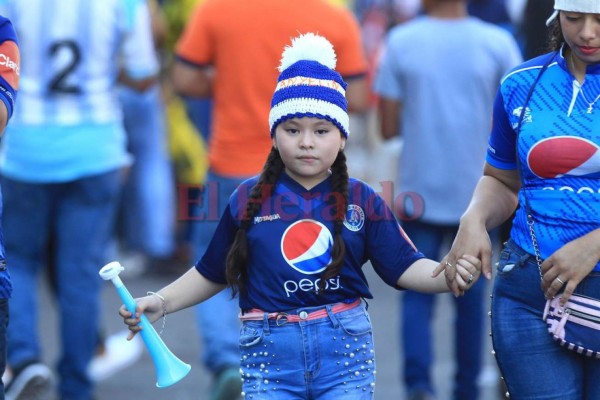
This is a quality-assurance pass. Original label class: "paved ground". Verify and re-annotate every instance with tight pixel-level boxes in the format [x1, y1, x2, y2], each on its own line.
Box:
[34, 262, 505, 400]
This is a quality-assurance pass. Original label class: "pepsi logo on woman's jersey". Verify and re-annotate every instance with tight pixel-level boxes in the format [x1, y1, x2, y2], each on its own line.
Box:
[281, 220, 333, 275]
[528, 136, 600, 179]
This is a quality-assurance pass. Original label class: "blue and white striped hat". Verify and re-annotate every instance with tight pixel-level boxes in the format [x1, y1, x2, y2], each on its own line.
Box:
[269, 33, 349, 138]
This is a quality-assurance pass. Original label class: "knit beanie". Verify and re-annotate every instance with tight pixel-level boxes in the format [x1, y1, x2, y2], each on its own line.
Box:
[546, 0, 600, 25]
[269, 33, 349, 138]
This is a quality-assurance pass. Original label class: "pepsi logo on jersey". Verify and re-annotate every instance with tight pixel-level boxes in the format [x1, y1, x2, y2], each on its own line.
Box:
[281, 219, 341, 297]
[282, 220, 332, 275]
[528, 136, 600, 179]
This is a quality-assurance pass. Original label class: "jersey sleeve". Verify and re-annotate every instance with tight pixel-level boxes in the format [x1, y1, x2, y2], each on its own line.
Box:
[486, 87, 517, 170]
[120, 0, 159, 80]
[362, 185, 425, 288]
[0, 16, 19, 119]
[195, 203, 238, 284]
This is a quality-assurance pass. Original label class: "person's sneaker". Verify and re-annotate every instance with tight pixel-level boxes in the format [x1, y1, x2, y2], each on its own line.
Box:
[210, 367, 242, 400]
[87, 330, 143, 382]
[5, 362, 53, 400]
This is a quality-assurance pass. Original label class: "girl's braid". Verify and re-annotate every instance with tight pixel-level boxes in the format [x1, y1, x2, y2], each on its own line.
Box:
[225, 148, 284, 296]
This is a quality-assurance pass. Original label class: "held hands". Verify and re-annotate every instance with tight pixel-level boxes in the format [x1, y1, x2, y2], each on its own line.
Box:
[119, 294, 164, 340]
[541, 231, 600, 305]
[433, 255, 482, 296]
[432, 220, 491, 296]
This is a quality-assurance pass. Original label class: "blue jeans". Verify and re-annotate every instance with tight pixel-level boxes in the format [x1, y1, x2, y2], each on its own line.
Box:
[189, 171, 247, 373]
[492, 239, 600, 400]
[240, 301, 375, 399]
[119, 85, 175, 258]
[400, 220, 486, 400]
[2, 171, 122, 400]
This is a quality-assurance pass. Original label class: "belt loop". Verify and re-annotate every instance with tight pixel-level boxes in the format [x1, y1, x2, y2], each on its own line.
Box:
[326, 304, 339, 328]
[262, 312, 271, 336]
[518, 252, 532, 268]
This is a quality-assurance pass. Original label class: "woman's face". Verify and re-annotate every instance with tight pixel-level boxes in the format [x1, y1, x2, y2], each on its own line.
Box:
[560, 12, 600, 63]
[273, 117, 346, 190]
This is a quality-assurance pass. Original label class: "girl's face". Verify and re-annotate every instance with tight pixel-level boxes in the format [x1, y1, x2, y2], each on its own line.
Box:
[560, 12, 600, 63]
[273, 117, 346, 189]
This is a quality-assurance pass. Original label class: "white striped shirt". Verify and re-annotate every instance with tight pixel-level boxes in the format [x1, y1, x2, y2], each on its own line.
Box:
[0, 0, 159, 182]
[0, 0, 158, 125]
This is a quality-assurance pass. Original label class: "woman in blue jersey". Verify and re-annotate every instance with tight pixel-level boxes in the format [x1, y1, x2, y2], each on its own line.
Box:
[436, 1, 600, 398]
[119, 33, 481, 399]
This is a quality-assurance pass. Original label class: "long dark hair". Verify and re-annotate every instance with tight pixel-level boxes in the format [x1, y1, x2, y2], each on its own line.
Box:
[520, 0, 555, 58]
[225, 147, 350, 297]
[547, 13, 565, 52]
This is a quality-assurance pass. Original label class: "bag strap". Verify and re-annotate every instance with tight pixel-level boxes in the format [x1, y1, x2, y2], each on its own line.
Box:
[513, 52, 557, 279]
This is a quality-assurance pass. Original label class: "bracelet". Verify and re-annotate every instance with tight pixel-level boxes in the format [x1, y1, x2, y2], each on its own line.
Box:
[147, 291, 167, 335]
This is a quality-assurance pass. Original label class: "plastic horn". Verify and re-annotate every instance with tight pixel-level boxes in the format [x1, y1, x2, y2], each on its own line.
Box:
[99, 261, 191, 387]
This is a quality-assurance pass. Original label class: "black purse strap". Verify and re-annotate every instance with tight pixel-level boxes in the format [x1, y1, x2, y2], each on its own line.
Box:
[513, 52, 557, 278]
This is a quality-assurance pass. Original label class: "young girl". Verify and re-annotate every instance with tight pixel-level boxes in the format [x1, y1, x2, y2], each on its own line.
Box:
[120, 33, 481, 399]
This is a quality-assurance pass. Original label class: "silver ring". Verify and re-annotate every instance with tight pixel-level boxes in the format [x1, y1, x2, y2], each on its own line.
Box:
[445, 261, 454, 268]
[556, 277, 565, 285]
[467, 274, 474, 284]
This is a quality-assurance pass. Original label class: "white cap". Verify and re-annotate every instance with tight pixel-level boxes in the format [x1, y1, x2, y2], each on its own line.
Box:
[546, 0, 600, 26]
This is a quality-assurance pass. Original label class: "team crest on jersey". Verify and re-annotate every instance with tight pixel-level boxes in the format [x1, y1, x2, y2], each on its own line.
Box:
[512, 106, 532, 126]
[343, 204, 365, 232]
[281, 220, 332, 275]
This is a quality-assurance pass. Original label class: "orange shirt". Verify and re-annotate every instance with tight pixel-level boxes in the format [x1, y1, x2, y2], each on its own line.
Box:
[176, 0, 367, 176]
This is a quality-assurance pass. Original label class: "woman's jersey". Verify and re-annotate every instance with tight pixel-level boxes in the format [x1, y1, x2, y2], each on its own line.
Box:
[196, 173, 425, 312]
[487, 47, 600, 271]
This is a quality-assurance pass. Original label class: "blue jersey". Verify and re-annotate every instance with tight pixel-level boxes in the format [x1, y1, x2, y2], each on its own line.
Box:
[487, 47, 600, 270]
[0, 0, 158, 182]
[196, 173, 425, 312]
[0, 14, 18, 299]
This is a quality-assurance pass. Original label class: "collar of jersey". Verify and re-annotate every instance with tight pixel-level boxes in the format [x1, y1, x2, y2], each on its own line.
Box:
[559, 45, 600, 75]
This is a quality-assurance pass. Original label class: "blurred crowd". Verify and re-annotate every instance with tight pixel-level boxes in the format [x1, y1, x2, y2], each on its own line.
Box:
[122, 0, 548, 277]
[0, 0, 558, 400]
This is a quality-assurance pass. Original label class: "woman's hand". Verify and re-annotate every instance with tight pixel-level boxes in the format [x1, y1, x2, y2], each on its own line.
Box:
[451, 254, 482, 294]
[541, 229, 600, 304]
[118, 294, 164, 340]
[432, 217, 491, 296]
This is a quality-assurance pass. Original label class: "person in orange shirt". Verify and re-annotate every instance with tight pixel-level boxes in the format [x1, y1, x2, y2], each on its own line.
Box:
[172, 1, 368, 398]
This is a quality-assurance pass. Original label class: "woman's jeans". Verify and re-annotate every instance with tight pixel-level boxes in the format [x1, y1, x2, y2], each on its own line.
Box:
[239, 301, 376, 399]
[492, 239, 600, 400]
